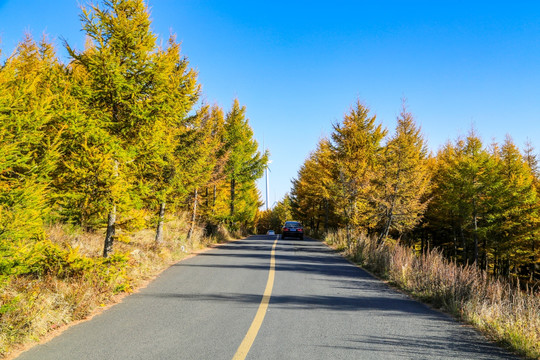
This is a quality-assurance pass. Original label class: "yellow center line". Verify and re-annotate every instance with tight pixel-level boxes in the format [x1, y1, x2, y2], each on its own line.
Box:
[232, 236, 279, 360]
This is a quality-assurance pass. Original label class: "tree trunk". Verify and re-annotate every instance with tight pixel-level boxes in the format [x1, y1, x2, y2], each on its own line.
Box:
[103, 205, 116, 258]
[230, 178, 236, 217]
[473, 210, 479, 264]
[379, 179, 398, 244]
[346, 223, 352, 251]
[460, 225, 467, 264]
[452, 228, 458, 259]
[531, 237, 536, 282]
[155, 200, 166, 244]
[379, 213, 393, 244]
[187, 188, 198, 240]
[316, 203, 321, 232]
[104, 159, 119, 258]
[213, 184, 217, 215]
[482, 236, 487, 271]
[324, 198, 329, 233]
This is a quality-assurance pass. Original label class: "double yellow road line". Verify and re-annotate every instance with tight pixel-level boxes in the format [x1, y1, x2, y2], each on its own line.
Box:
[232, 237, 279, 360]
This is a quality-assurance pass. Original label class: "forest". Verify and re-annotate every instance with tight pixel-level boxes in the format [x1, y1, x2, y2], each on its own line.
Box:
[0, 0, 267, 264]
[284, 101, 539, 282]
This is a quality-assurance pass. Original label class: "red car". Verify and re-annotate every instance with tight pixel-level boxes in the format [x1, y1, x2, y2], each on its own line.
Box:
[281, 221, 304, 239]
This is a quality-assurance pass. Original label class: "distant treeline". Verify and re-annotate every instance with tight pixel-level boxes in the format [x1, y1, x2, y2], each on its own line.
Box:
[287, 101, 539, 281]
[0, 0, 267, 257]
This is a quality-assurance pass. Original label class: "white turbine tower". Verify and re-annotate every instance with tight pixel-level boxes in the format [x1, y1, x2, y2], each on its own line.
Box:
[265, 160, 272, 211]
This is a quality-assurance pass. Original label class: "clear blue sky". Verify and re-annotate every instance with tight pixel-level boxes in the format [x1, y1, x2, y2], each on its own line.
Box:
[1, 1, 540, 208]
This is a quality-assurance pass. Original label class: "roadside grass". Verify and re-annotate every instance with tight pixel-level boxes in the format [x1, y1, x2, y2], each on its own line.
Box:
[324, 230, 540, 360]
[0, 214, 234, 359]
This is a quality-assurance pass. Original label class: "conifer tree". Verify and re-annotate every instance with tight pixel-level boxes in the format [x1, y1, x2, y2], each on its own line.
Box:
[199, 105, 229, 221]
[375, 105, 430, 242]
[178, 106, 225, 240]
[425, 132, 496, 265]
[223, 99, 268, 227]
[425, 141, 463, 257]
[456, 131, 494, 264]
[0, 34, 63, 241]
[291, 158, 320, 230]
[494, 136, 538, 275]
[330, 101, 386, 244]
[269, 195, 293, 230]
[522, 140, 540, 280]
[51, 46, 124, 231]
[66, 0, 162, 256]
[132, 34, 199, 243]
[291, 138, 337, 232]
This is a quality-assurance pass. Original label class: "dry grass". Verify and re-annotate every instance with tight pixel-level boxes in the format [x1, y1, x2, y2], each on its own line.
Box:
[325, 230, 540, 359]
[0, 214, 236, 358]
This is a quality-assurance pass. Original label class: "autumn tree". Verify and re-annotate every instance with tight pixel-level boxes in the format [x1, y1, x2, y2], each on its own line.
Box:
[522, 140, 540, 280]
[177, 106, 228, 240]
[291, 138, 337, 233]
[374, 106, 431, 243]
[426, 131, 499, 264]
[270, 195, 293, 231]
[0, 34, 63, 241]
[491, 136, 538, 275]
[66, 0, 162, 257]
[223, 99, 268, 227]
[330, 101, 386, 244]
[132, 35, 200, 244]
[51, 41, 124, 231]
[198, 105, 229, 222]
[291, 157, 319, 230]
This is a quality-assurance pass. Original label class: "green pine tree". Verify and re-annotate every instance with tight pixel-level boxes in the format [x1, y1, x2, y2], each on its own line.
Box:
[375, 105, 431, 243]
[65, 0, 161, 256]
[0, 34, 63, 241]
[330, 101, 386, 245]
[223, 99, 268, 228]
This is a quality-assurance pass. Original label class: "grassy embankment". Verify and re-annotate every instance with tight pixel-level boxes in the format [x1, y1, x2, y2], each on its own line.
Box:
[0, 214, 236, 358]
[324, 230, 540, 360]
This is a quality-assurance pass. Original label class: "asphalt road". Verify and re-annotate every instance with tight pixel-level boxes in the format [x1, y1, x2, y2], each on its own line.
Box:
[16, 236, 517, 360]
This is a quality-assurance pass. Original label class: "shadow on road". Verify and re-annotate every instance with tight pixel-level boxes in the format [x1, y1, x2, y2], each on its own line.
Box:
[316, 332, 514, 360]
[178, 236, 363, 282]
[134, 290, 430, 316]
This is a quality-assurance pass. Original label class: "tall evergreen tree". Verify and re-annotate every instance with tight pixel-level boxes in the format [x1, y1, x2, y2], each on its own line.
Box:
[132, 34, 199, 244]
[66, 0, 162, 256]
[522, 140, 540, 280]
[291, 138, 337, 233]
[494, 136, 538, 275]
[175, 106, 226, 240]
[198, 105, 229, 221]
[0, 34, 63, 241]
[330, 101, 386, 244]
[425, 132, 493, 265]
[375, 105, 431, 242]
[51, 41, 123, 231]
[223, 99, 268, 227]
